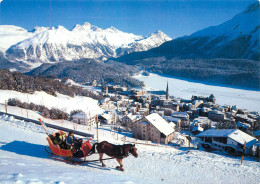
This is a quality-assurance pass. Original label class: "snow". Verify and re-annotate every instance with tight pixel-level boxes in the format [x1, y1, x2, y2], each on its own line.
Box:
[0, 25, 34, 51]
[0, 90, 104, 116]
[1, 114, 260, 184]
[134, 73, 260, 112]
[5, 22, 171, 65]
[145, 113, 174, 136]
[191, 3, 259, 40]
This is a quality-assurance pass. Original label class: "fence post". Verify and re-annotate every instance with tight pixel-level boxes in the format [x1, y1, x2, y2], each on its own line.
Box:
[5, 100, 7, 113]
[241, 141, 246, 165]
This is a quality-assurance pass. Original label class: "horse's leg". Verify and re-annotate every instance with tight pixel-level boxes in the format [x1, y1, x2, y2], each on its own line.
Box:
[99, 153, 106, 167]
[116, 158, 124, 171]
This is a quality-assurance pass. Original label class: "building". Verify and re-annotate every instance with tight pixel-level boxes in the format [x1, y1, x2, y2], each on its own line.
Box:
[196, 129, 257, 155]
[208, 110, 226, 122]
[171, 111, 189, 128]
[99, 114, 114, 124]
[71, 112, 96, 127]
[133, 113, 175, 144]
[122, 113, 142, 131]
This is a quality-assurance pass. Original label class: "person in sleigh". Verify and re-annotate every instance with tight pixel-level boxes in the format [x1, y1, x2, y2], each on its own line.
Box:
[65, 130, 83, 152]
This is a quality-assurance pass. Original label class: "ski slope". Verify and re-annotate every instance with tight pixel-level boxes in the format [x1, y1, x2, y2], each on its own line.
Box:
[0, 114, 259, 184]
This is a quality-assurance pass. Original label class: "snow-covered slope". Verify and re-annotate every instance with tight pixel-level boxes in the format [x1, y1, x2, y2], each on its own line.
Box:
[188, 2, 259, 60]
[0, 113, 260, 184]
[0, 90, 104, 116]
[116, 2, 259, 61]
[5, 22, 171, 67]
[116, 30, 171, 56]
[0, 25, 44, 52]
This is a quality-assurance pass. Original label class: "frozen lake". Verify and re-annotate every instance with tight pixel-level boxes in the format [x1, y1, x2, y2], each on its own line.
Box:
[135, 73, 260, 112]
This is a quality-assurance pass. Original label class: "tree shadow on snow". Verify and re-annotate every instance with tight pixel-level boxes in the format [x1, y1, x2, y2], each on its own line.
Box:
[0, 141, 48, 159]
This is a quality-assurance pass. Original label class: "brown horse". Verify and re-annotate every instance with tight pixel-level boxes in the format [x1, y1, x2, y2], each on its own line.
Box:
[90, 141, 138, 171]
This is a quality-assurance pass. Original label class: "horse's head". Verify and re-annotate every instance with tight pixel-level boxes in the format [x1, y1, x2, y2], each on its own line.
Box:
[129, 144, 138, 158]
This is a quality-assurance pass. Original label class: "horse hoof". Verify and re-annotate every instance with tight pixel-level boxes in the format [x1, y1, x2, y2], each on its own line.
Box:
[102, 164, 106, 167]
[116, 166, 124, 171]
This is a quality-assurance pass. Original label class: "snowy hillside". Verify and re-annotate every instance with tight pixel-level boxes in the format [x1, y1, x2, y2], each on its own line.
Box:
[0, 113, 260, 184]
[4, 22, 171, 68]
[0, 90, 104, 116]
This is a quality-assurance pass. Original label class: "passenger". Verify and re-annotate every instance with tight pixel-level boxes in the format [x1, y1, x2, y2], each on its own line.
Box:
[53, 132, 70, 150]
[53, 133, 62, 146]
[66, 130, 82, 151]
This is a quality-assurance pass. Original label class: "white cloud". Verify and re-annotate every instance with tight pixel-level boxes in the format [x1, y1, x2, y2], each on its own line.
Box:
[0, 0, 3, 3]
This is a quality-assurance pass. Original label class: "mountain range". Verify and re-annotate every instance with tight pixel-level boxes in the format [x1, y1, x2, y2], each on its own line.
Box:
[0, 23, 171, 69]
[0, 2, 259, 89]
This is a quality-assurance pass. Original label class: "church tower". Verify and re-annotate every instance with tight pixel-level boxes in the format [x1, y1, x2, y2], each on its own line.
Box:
[166, 81, 169, 100]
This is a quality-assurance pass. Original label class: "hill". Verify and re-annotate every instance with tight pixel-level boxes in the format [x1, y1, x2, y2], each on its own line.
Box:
[0, 69, 103, 100]
[26, 59, 143, 87]
[0, 112, 259, 183]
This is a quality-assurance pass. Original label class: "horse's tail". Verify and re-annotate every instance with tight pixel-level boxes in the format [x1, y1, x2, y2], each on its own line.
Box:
[90, 143, 97, 154]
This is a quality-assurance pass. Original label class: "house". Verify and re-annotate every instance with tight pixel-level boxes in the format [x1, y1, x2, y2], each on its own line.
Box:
[71, 112, 96, 127]
[171, 111, 189, 128]
[191, 116, 214, 129]
[138, 108, 149, 116]
[208, 110, 226, 122]
[99, 114, 114, 124]
[122, 113, 142, 131]
[133, 113, 175, 144]
[196, 129, 257, 155]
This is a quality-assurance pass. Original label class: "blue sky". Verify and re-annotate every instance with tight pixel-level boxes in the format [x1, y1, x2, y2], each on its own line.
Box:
[0, 0, 256, 38]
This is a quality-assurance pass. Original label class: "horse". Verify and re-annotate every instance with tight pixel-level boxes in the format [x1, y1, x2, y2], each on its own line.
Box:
[90, 141, 138, 171]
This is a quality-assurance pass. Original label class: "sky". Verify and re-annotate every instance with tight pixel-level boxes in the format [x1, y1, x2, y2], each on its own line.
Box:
[0, 0, 257, 38]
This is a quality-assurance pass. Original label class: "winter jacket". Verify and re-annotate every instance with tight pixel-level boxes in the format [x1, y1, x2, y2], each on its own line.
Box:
[53, 136, 62, 145]
[66, 135, 76, 145]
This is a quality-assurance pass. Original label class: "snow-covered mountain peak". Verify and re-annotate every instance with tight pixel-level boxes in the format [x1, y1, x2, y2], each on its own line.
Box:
[0, 25, 27, 34]
[56, 25, 67, 30]
[72, 22, 100, 32]
[105, 26, 120, 33]
[30, 26, 49, 34]
[149, 30, 171, 39]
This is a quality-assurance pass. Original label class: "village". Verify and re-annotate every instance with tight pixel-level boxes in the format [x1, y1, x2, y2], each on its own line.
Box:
[70, 80, 260, 160]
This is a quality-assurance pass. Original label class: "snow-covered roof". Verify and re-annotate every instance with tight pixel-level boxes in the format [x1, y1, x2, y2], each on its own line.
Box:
[192, 126, 204, 132]
[100, 114, 112, 120]
[163, 116, 180, 123]
[145, 113, 174, 136]
[127, 113, 142, 121]
[197, 129, 257, 148]
[171, 112, 189, 119]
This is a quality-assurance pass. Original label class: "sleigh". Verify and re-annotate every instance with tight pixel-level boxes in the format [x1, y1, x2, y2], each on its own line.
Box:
[45, 131, 93, 164]
[39, 118, 93, 164]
